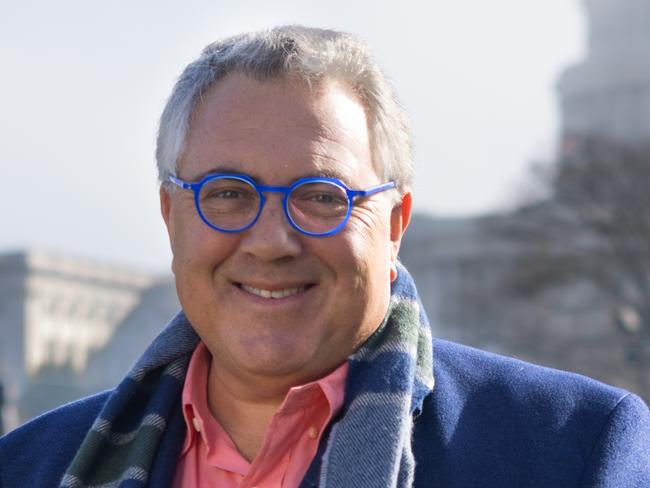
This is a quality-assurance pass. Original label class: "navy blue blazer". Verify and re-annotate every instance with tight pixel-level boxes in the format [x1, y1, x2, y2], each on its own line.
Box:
[2, 339, 649, 487]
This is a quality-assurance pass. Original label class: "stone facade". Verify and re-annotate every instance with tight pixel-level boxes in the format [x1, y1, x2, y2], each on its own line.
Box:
[0, 251, 178, 431]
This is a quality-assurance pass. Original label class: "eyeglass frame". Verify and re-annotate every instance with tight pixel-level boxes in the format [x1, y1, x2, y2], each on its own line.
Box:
[167, 172, 396, 237]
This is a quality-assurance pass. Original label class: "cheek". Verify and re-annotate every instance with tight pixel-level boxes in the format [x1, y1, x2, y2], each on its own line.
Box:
[334, 209, 393, 288]
[170, 210, 238, 278]
[346, 207, 393, 258]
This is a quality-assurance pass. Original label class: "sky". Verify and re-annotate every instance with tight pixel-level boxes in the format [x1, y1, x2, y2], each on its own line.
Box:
[0, 0, 586, 272]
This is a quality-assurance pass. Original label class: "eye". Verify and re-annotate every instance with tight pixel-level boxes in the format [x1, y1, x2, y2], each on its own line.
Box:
[198, 177, 260, 221]
[199, 178, 257, 201]
[289, 182, 350, 221]
[208, 189, 245, 199]
[293, 183, 348, 204]
[302, 190, 347, 206]
[308, 192, 339, 203]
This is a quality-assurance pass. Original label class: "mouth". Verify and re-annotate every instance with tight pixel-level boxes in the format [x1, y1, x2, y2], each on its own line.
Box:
[237, 283, 313, 299]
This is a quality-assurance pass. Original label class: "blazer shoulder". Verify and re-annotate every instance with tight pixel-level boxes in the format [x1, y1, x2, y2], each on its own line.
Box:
[432, 338, 631, 411]
[0, 391, 111, 487]
[581, 392, 650, 486]
[413, 340, 650, 486]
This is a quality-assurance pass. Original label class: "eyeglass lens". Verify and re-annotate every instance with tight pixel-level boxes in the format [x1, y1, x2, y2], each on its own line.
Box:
[197, 177, 350, 234]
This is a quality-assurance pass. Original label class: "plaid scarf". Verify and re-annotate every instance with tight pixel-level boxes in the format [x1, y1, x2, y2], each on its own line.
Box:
[61, 263, 433, 487]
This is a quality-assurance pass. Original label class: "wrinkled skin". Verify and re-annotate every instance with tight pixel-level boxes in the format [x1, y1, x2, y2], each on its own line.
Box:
[161, 73, 411, 397]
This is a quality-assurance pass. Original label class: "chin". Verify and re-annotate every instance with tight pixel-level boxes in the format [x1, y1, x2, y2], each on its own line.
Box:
[240, 342, 322, 377]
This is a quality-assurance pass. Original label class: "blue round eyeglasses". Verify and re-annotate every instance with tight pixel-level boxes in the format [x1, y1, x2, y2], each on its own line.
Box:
[167, 173, 396, 237]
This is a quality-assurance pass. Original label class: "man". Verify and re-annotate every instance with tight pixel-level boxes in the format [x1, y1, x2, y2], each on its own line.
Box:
[1, 25, 649, 488]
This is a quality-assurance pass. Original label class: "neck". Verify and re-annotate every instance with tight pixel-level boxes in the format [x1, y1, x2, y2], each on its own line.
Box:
[206, 361, 296, 461]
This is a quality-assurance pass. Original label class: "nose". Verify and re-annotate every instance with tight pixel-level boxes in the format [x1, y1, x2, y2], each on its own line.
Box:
[237, 193, 303, 261]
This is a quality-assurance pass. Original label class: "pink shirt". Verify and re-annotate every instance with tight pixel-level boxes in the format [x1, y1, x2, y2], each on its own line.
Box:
[172, 342, 348, 488]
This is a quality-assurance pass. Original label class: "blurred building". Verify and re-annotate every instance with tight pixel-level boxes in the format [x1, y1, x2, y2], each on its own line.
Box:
[0, 251, 178, 431]
[400, 215, 649, 400]
[558, 0, 650, 147]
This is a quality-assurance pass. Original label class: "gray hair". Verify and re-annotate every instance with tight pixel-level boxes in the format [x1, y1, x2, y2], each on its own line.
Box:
[156, 25, 413, 194]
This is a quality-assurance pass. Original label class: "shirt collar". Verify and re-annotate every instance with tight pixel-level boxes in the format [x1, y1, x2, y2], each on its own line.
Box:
[179, 341, 348, 462]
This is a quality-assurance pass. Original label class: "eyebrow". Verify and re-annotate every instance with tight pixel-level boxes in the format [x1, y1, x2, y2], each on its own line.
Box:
[184, 164, 353, 186]
[185, 165, 246, 182]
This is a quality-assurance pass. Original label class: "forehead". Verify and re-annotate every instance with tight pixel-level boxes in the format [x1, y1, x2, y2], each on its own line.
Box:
[178, 73, 375, 184]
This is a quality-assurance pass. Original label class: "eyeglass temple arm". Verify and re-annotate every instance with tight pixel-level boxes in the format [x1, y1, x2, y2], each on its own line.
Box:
[168, 175, 192, 190]
[352, 181, 396, 198]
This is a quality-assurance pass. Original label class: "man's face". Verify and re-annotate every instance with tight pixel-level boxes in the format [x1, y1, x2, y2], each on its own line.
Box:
[161, 73, 410, 386]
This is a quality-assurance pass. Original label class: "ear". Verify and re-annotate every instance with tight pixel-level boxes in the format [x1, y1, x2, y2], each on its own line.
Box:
[389, 191, 412, 282]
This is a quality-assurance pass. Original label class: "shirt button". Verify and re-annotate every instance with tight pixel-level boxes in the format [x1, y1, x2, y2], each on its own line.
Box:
[308, 426, 318, 439]
[192, 417, 202, 433]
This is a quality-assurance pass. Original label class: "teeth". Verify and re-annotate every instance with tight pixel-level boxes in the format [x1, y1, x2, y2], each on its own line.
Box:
[241, 284, 306, 299]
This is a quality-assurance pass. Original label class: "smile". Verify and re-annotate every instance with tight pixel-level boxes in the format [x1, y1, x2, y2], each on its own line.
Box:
[240, 284, 308, 299]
